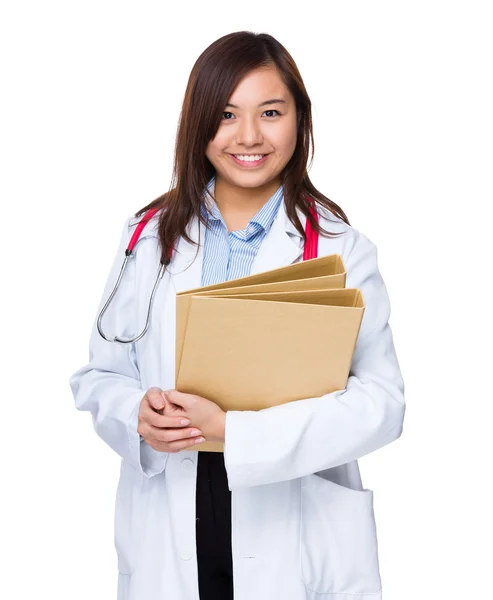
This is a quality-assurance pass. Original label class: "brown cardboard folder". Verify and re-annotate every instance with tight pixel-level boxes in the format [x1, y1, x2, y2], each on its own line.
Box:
[175, 254, 365, 452]
[176, 254, 347, 381]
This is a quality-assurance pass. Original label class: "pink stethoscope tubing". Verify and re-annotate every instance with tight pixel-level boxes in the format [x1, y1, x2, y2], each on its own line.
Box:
[97, 201, 319, 344]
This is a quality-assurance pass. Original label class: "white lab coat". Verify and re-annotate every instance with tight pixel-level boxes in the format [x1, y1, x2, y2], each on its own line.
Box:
[69, 199, 405, 600]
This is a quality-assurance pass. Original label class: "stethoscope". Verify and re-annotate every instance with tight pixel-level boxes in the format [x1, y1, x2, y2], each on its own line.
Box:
[97, 201, 319, 344]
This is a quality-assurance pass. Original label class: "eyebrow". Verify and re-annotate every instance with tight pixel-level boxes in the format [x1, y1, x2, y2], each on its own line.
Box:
[225, 98, 287, 109]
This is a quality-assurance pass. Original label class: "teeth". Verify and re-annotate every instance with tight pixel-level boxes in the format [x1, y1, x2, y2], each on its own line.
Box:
[234, 154, 265, 162]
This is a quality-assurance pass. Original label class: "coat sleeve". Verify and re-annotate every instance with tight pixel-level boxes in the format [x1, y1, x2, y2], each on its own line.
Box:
[223, 229, 406, 490]
[68, 217, 168, 479]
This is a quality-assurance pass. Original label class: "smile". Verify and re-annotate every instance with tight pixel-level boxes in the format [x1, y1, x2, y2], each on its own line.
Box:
[229, 154, 270, 167]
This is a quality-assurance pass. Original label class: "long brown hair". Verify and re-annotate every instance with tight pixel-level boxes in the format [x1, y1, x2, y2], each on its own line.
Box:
[135, 31, 350, 266]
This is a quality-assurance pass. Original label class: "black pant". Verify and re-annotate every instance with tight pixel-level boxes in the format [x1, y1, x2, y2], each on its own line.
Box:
[195, 451, 234, 600]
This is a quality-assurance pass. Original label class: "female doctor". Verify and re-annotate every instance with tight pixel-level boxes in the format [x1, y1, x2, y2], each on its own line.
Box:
[69, 31, 405, 600]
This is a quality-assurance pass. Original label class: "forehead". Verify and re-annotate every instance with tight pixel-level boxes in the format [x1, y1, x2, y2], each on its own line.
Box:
[228, 67, 290, 105]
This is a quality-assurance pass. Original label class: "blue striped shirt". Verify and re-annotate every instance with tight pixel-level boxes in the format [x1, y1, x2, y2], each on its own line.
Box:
[200, 175, 284, 286]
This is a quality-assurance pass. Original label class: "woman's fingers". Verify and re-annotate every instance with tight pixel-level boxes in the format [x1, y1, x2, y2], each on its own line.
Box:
[142, 399, 190, 428]
[138, 389, 203, 451]
[146, 387, 166, 411]
[141, 390, 190, 426]
[145, 422, 202, 442]
[142, 422, 205, 452]
[165, 436, 206, 452]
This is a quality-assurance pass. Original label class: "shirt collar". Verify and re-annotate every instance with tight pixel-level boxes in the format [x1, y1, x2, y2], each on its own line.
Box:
[201, 174, 284, 234]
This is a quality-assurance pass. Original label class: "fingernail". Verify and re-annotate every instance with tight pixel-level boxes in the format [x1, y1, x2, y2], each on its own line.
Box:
[181, 419, 191, 426]
[190, 429, 201, 436]
[195, 437, 205, 444]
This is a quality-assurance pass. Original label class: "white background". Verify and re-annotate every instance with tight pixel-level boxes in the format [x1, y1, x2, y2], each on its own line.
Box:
[1, 1, 492, 598]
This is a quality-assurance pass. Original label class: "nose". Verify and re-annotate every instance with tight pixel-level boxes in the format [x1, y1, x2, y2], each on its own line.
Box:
[234, 114, 263, 147]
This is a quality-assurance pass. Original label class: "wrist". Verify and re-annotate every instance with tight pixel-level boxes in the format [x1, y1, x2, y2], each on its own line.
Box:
[213, 410, 226, 443]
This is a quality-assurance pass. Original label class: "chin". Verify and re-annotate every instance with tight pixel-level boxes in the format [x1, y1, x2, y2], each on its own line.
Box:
[229, 174, 272, 187]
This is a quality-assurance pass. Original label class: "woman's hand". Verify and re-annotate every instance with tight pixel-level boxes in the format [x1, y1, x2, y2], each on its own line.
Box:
[164, 389, 226, 443]
[137, 387, 206, 453]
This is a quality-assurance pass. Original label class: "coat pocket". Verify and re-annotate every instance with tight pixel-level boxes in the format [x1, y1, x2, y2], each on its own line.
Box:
[114, 463, 148, 575]
[300, 473, 382, 595]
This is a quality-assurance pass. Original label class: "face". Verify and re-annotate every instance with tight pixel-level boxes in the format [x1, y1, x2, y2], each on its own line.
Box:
[205, 66, 298, 190]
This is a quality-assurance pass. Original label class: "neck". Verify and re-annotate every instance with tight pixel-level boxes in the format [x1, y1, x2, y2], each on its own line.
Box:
[214, 175, 281, 225]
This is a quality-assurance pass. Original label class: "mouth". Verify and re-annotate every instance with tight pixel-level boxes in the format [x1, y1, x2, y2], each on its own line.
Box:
[229, 153, 270, 168]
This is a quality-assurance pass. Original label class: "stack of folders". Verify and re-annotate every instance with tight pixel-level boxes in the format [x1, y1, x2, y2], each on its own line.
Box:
[175, 254, 365, 452]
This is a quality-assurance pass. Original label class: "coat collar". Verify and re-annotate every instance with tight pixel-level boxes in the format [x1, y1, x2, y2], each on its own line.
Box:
[134, 200, 307, 294]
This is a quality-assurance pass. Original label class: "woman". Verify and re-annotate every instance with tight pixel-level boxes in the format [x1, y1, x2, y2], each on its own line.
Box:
[69, 31, 405, 600]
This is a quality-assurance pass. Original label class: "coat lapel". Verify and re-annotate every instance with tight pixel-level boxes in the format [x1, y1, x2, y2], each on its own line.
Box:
[167, 216, 205, 294]
[147, 199, 308, 294]
[249, 200, 305, 274]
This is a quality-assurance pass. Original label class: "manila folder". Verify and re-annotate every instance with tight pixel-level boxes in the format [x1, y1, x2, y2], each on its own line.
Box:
[177, 288, 364, 453]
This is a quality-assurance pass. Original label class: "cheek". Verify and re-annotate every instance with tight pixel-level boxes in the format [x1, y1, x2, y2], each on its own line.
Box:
[209, 129, 230, 151]
[205, 144, 224, 169]
[276, 133, 297, 157]
[205, 142, 216, 159]
[272, 120, 297, 155]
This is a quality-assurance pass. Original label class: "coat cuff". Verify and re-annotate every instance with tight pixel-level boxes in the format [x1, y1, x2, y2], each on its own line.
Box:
[223, 409, 265, 489]
[127, 394, 169, 478]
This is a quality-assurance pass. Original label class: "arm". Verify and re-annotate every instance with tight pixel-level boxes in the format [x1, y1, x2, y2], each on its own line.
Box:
[68, 218, 168, 478]
[223, 230, 406, 489]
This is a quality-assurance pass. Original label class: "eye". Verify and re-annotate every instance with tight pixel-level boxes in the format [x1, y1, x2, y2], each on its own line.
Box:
[221, 109, 282, 120]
